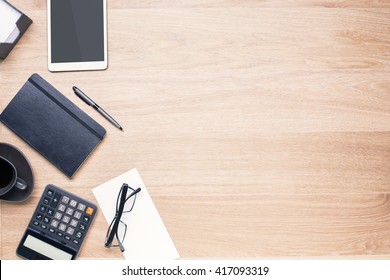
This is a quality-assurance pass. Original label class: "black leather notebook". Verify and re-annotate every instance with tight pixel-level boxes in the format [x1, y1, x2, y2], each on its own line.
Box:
[0, 73, 106, 178]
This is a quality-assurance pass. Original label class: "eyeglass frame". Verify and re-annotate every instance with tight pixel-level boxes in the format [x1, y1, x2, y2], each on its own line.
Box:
[104, 183, 141, 252]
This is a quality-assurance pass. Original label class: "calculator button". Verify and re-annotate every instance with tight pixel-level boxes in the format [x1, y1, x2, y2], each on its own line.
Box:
[82, 216, 90, 223]
[66, 208, 74, 216]
[70, 199, 77, 208]
[46, 189, 54, 197]
[47, 209, 54, 216]
[59, 223, 67, 232]
[50, 193, 61, 208]
[43, 217, 51, 224]
[61, 196, 70, 204]
[66, 227, 75, 236]
[39, 205, 47, 213]
[51, 220, 59, 228]
[85, 207, 94, 216]
[62, 216, 71, 223]
[54, 212, 62, 220]
[28, 186, 96, 259]
[77, 203, 86, 211]
[70, 219, 78, 227]
[74, 211, 82, 219]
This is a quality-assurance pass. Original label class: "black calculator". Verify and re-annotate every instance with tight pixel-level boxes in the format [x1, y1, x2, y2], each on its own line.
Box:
[16, 184, 97, 260]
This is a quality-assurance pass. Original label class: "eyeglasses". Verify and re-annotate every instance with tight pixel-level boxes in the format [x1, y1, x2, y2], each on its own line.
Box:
[104, 183, 141, 252]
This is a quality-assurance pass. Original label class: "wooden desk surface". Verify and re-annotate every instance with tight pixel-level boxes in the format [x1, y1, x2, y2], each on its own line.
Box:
[0, 1, 389, 259]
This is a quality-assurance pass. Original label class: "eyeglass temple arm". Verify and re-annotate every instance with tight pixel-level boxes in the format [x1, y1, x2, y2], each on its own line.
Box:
[105, 184, 129, 246]
[105, 186, 142, 248]
[128, 187, 141, 198]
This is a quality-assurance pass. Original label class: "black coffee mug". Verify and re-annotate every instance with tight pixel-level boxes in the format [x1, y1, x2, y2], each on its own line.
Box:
[0, 156, 28, 196]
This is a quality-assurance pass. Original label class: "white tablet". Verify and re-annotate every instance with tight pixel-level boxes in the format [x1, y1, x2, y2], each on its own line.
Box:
[47, 0, 107, 72]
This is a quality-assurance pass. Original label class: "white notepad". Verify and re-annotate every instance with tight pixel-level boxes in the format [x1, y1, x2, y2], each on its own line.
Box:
[0, 0, 21, 43]
[92, 168, 180, 260]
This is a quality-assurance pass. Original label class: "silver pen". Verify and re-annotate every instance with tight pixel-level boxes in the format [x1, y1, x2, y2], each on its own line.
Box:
[73, 86, 123, 131]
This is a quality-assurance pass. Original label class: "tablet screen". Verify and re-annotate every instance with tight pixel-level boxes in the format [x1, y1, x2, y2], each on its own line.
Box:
[50, 0, 104, 63]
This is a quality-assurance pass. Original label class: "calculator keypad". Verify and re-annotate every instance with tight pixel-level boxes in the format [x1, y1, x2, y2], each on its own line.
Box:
[30, 185, 97, 251]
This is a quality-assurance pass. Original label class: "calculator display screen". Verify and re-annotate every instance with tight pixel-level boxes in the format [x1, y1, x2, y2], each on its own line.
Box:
[24, 234, 73, 260]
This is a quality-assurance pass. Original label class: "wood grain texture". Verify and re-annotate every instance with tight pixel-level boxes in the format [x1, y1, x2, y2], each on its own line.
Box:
[159, 194, 390, 257]
[12, 0, 390, 9]
[0, 1, 389, 259]
[111, 1, 390, 8]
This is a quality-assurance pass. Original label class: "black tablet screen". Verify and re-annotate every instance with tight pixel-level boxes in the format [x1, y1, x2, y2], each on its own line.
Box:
[51, 0, 104, 63]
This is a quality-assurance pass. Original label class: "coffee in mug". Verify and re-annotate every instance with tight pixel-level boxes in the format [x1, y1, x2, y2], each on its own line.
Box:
[0, 156, 27, 196]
